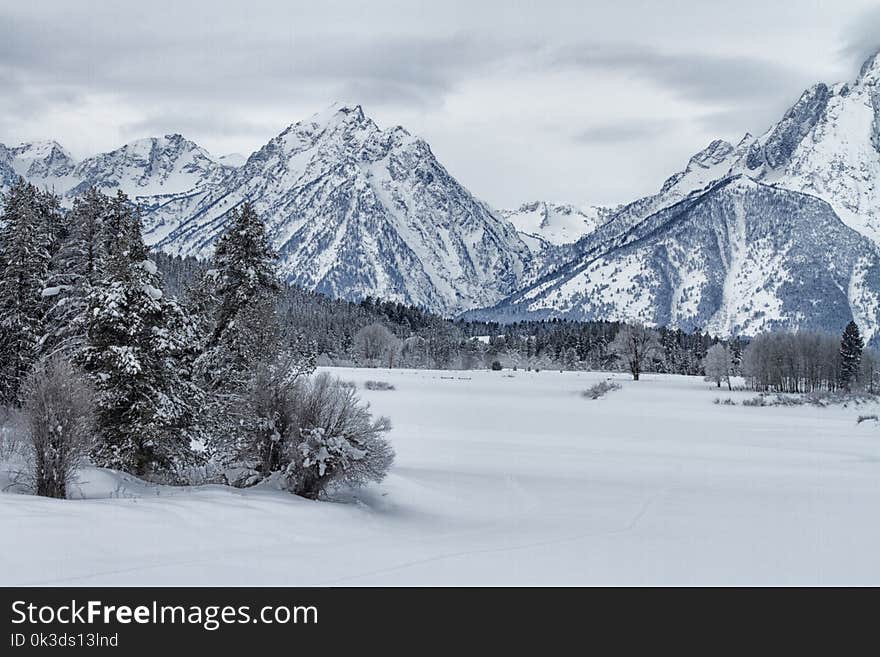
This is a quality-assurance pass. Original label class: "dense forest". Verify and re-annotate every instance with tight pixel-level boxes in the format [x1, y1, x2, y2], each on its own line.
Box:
[156, 250, 732, 375]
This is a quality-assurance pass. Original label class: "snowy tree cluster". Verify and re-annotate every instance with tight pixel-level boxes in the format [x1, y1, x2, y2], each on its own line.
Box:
[155, 251, 732, 375]
[0, 181, 393, 498]
[742, 323, 877, 393]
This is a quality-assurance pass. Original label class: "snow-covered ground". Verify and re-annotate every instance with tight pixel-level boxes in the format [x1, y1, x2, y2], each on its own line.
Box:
[2, 368, 880, 586]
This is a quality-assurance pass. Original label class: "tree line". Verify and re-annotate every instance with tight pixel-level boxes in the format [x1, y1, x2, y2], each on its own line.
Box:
[156, 252, 733, 375]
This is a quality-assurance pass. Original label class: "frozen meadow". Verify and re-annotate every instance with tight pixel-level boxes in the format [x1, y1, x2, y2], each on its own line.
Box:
[2, 367, 880, 586]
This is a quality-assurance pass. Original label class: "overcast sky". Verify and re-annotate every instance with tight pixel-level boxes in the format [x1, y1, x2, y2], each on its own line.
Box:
[2, 0, 879, 208]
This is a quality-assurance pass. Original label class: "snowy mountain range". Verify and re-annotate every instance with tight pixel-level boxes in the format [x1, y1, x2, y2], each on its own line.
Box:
[2, 48, 880, 336]
[0, 107, 533, 315]
[471, 48, 880, 340]
[474, 176, 880, 339]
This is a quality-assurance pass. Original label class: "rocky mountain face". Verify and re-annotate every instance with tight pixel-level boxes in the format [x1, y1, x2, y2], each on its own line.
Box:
[150, 105, 534, 315]
[0, 108, 533, 315]
[0, 140, 77, 191]
[471, 177, 880, 341]
[473, 49, 880, 340]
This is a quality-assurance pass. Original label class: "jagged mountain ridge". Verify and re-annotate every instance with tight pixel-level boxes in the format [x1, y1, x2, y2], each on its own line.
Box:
[152, 105, 534, 315]
[473, 49, 880, 338]
[473, 176, 880, 341]
[585, 49, 880, 249]
[0, 108, 534, 315]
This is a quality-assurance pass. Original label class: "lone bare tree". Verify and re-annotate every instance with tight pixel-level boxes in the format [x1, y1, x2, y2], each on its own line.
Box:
[704, 343, 733, 390]
[21, 356, 95, 499]
[610, 323, 658, 381]
[353, 322, 398, 367]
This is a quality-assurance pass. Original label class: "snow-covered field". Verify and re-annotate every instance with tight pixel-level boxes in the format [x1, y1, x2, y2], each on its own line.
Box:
[3, 368, 880, 586]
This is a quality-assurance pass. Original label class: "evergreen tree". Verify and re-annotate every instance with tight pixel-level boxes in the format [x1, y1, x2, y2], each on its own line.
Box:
[839, 320, 864, 392]
[0, 179, 55, 402]
[79, 193, 201, 478]
[40, 187, 111, 356]
[195, 202, 294, 465]
[201, 202, 282, 373]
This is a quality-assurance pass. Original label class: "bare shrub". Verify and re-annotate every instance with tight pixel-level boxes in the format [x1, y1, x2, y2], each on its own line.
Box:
[232, 350, 313, 484]
[364, 380, 395, 391]
[20, 356, 95, 499]
[228, 363, 394, 499]
[713, 398, 736, 406]
[283, 373, 394, 499]
[583, 380, 621, 400]
[857, 414, 878, 424]
[742, 395, 767, 407]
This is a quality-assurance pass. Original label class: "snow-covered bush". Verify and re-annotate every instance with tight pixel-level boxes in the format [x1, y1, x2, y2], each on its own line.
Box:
[225, 365, 393, 499]
[283, 373, 393, 499]
[583, 380, 621, 400]
[224, 350, 313, 484]
[20, 356, 95, 499]
[364, 380, 395, 391]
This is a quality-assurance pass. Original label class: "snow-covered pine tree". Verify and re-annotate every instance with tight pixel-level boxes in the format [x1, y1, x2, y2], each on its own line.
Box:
[195, 202, 316, 474]
[0, 179, 55, 403]
[839, 320, 864, 392]
[78, 192, 202, 479]
[204, 201, 282, 369]
[40, 187, 112, 357]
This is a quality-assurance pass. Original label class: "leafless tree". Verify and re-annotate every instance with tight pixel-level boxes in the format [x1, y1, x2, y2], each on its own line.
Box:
[353, 322, 399, 367]
[704, 343, 733, 390]
[20, 356, 95, 499]
[609, 323, 659, 381]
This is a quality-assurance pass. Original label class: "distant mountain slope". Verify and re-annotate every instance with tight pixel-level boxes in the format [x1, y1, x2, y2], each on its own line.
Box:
[470, 49, 880, 338]
[500, 201, 611, 249]
[472, 176, 880, 341]
[581, 49, 880, 248]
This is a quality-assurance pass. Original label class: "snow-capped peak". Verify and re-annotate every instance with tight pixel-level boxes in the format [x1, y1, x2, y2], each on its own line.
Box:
[1, 139, 77, 186]
[10, 139, 72, 161]
[501, 201, 611, 247]
[151, 105, 533, 315]
[67, 133, 227, 201]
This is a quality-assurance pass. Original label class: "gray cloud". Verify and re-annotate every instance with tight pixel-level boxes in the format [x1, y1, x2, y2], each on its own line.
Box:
[840, 6, 880, 67]
[553, 44, 790, 101]
[1, 0, 877, 207]
[574, 119, 678, 144]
